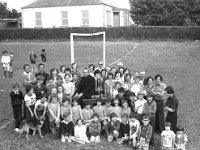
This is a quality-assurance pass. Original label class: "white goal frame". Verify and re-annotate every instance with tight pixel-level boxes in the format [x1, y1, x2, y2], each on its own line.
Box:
[70, 32, 106, 67]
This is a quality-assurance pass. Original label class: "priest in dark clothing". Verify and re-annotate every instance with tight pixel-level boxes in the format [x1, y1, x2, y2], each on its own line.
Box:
[35, 63, 49, 85]
[75, 68, 95, 108]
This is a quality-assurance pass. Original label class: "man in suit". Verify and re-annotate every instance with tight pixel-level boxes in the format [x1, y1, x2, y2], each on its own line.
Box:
[75, 68, 95, 108]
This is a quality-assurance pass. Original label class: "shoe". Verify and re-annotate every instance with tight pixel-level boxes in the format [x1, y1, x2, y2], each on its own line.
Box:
[15, 128, 19, 132]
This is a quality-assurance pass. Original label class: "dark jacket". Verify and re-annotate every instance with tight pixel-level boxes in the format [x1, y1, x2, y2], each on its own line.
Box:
[76, 75, 95, 98]
[10, 90, 24, 106]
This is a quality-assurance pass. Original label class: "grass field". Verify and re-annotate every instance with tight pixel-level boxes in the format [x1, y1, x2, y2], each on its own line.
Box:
[0, 40, 200, 150]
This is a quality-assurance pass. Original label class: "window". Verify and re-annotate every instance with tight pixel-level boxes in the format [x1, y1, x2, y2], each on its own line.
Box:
[61, 11, 68, 26]
[106, 10, 111, 26]
[123, 11, 129, 26]
[35, 12, 42, 27]
[82, 10, 89, 26]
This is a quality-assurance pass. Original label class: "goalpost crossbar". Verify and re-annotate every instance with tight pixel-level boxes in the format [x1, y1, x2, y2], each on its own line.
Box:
[70, 32, 106, 67]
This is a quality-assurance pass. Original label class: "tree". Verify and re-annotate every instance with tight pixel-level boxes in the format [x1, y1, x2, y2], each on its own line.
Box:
[129, 0, 200, 26]
[0, 2, 21, 19]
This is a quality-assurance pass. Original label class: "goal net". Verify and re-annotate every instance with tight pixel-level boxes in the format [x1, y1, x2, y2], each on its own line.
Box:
[70, 32, 106, 68]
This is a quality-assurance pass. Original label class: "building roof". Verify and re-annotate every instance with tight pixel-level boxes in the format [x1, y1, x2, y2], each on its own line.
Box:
[21, 0, 117, 9]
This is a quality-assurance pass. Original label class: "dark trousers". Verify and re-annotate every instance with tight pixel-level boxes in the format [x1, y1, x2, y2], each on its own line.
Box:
[149, 116, 156, 144]
[12, 105, 22, 128]
[166, 112, 177, 133]
[154, 95, 165, 133]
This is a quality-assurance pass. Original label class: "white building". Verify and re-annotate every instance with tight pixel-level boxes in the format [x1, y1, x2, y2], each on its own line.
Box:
[21, 0, 130, 28]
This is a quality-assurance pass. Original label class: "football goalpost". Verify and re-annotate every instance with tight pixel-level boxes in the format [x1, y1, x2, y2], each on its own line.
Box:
[70, 32, 106, 67]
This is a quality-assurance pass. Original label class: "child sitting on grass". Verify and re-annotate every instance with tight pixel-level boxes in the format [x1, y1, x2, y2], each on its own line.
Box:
[118, 114, 130, 144]
[105, 112, 120, 142]
[48, 94, 60, 135]
[175, 125, 188, 150]
[161, 122, 176, 149]
[60, 114, 74, 143]
[138, 115, 152, 150]
[129, 113, 140, 148]
[88, 114, 101, 143]
[82, 102, 94, 126]
[72, 119, 90, 144]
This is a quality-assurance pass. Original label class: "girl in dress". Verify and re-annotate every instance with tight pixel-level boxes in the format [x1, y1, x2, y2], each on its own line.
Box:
[72, 119, 90, 144]
[72, 99, 83, 124]
[48, 94, 60, 135]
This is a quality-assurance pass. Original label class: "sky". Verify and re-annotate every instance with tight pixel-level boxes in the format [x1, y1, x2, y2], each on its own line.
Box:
[1, 0, 130, 10]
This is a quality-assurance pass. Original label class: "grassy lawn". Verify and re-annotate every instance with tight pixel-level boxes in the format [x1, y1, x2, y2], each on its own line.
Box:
[0, 40, 200, 150]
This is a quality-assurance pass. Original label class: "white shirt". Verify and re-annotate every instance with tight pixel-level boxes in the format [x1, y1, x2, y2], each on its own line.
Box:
[161, 130, 175, 148]
[131, 83, 142, 96]
[1, 55, 11, 67]
[62, 82, 75, 95]
[129, 119, 140, 135]
[135, 99, 146, 114]
[35, 100, 47, 110]
[24, 93, 36, 107]
[74, 125, 88, 140]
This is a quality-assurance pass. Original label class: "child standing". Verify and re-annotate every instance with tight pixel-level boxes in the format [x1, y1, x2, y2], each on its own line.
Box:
[60, 114, 74, 143]
[34, 96, 48, 138]
[41, 49, 47, 62]
[104, 73, 114, 96]
[120, 100, 131, 118]
[72, 99, 83, 124]
[48, 94, 60, 135]
[60, 99, 72, 120]
[129, 113, 140, 148]
[82, 102, 94, 126]
[62, 74, 75, 102]
[93, 99, 106, 124]
[10, 83, 24, 131]
[24, 86, 36, 124]
[105, 113, 120, 142]
[88, 114, 101, 143]
[138, 116, 152, 150]
[29, 50, 37, 72]
[72, 119, 90, 144]
[1, 51, 11, 78]
[142, 92, 157, 144]
[112, 99, 122, 119]
[134, 92, 146, 123]
[161, 122, 175, 150]
[175, 125, 188, 150]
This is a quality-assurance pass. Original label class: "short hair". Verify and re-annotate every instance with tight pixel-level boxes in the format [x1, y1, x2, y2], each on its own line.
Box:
[23, 64, 29, 70]
[123, 90, 136, 100]
[12, 82, 20, 89]
[71, 63, 77, 68]
[38, 63, 44, 68]
[65, 67, 71, 73]
[164, 86, 174, 94]
[101, 69, 106, 74]
[49, 94, 58, 102]
[119, 67, 124, 71]
[41, 49, 45, 52]
[36, 75, 44, 81]
[123, 68, 130, 74]
[165, 121, 171, 127]
[107, 72, 113, 77]
[2, 50, 8, 54]
[144, 76, 154, 86]
[50, 68, 58, 75]
[25, 85, 33, 94]
[72, 72, 78, 77]
[115, 71, 122, 77]
[47, 75, 54, 81]
[155, 74, 163, 81]
[176, 125, 184, 131]
[56, 75, 63, 80]
[88, 64, 95, 71]
[60, 65, 67, 72]
[92, 113, 99, 119]
[94, 69, 101, 76]
[76, 119, 83, 125]
[118, 87, 125, 93]
[115, 81, 122, 87]
[83, 68, 89, 72]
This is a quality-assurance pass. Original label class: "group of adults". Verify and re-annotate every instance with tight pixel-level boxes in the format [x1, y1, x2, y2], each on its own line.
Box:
[20, 61, 178, 135]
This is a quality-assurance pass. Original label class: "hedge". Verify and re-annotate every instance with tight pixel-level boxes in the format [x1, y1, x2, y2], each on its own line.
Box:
[0, 26, 200, 40]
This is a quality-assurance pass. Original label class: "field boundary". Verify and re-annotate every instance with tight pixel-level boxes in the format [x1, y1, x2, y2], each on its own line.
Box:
[109, 43, 139, 66]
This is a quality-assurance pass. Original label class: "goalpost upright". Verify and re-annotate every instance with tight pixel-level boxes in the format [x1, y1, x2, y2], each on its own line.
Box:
[70, 32, 106, 67]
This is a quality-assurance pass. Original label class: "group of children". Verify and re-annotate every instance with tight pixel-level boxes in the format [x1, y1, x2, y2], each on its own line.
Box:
[8, 58, 188, 149]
